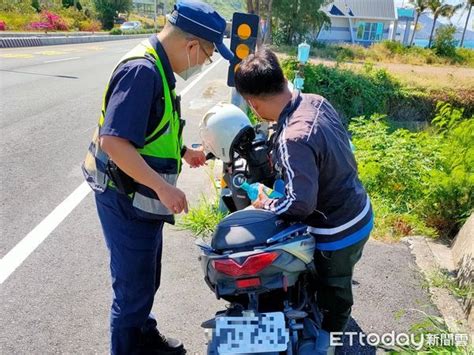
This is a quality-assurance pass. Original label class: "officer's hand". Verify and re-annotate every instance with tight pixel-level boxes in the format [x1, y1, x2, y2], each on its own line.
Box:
[155, 184, 188, 214]
[183, 147, 206, 168]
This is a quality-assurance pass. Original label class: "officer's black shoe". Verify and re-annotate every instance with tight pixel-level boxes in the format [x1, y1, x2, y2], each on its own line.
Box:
[139, 329, 186, 355]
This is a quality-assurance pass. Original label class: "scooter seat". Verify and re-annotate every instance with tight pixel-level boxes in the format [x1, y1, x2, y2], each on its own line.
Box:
[211, 209, 289, 251]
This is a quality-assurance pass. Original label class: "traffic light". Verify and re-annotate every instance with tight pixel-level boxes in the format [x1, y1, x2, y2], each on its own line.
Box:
[227, 12, 259, 87]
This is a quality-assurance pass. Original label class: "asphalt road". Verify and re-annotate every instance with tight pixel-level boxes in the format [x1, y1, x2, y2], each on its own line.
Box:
[0, 39, 439, 354]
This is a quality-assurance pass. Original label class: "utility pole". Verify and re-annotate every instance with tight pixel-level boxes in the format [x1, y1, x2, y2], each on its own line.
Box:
[154, 0, 158, 32]
[460, 3, 472, 48]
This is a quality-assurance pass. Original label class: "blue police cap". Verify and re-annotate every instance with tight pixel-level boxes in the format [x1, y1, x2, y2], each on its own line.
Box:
[168, 0, 234, 61]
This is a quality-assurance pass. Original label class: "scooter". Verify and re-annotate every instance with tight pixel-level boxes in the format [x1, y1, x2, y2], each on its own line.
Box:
[196, 115, 326, 354]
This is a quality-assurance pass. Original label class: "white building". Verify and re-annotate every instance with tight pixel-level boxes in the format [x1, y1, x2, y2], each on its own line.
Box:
[317, 0, 398, 45]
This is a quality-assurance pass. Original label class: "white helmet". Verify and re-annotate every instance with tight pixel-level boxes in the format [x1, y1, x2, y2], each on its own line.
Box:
[199, 103, 252, 163]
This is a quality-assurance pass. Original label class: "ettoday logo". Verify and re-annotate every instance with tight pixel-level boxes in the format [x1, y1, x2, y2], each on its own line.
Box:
[330, 331, 470, 350]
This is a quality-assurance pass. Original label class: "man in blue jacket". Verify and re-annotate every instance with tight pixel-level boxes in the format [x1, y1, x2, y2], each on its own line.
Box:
[234, 49, 373, 354]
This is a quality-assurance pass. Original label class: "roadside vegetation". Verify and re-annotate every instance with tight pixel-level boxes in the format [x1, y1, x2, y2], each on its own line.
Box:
[0, 0, 103, 31]
[392, 312, 473, 354]
[0, 0, 156, 32]
[178, 195, 224, 238]
[282, 58, 473, 242]
[276, 36, 474, 67]
[427, 268, 473, 301]
[182, 56, 472, 243]
[0, 0, 242, 32]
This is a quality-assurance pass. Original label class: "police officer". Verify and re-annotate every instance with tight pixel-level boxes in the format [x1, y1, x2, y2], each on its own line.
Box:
[82, 1, 233, 354]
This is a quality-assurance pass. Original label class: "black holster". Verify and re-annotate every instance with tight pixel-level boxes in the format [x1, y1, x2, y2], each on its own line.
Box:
[106, 160, 136, 195]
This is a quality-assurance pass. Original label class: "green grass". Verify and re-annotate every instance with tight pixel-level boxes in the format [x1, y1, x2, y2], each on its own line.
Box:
[389, 312, 473, 354]
[178, 164, 227, 238]
[426, 269, 473, 301]
[178, 195, 226, 238]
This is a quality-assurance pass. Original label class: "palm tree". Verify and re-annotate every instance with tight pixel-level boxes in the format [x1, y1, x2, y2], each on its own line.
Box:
[409, 0, 429, 46]
[460, 0, 473, 47]
[427, 0, 463, 47]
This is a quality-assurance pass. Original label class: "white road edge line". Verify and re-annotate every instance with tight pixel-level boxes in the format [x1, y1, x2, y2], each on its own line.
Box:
[0, 56, 225, 285]
[44, 57, 81, 63]
[180, 58, 223, 97]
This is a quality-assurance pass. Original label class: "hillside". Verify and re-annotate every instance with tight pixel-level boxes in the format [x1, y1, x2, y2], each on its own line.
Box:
[415, 13, 474, 41]
[204, 0, 244, 20]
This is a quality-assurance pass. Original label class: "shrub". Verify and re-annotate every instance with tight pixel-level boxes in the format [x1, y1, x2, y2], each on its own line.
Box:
[109, 27, 122, 35]
[0, 11, 40, 30]
[349, 103, 473, 240]
[58, 6, 86, 30]
[281, 55, 472, 123]
[422, 104, 474, 237]
[457, 47, 474, 67]
[433, 25, 458, 58]
[0, 0, 35, 13]
[0, 20, 5, 30]
[110, 28, 156, 35]
[281, 57, 401, 121]
[79, 19, 101, 31]
[27, 11, 68, 31]
[31, 0, 40, 12]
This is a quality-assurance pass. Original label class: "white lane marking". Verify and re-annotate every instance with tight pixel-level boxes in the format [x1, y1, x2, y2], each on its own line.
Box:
[0, 57, 226, 284]
[180, 58, 223, 97]
[0, 182, 90, 284]
[44, 57, 81, 63]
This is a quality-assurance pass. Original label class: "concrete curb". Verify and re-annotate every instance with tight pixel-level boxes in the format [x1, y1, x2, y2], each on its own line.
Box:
[402, 236, 474, 344]
[0, 31, 108, 38]
[0, 34, 150, 49]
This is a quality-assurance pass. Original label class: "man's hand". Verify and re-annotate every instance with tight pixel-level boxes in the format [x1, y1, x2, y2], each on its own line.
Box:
[183, 146, 206, 168]
[154, 183, 188, 214]
[252, 184, 271, 209]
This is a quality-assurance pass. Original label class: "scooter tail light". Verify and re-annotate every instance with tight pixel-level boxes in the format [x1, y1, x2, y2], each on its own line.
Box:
[236, 277, 261, 289]
[212, 252, 279, 277]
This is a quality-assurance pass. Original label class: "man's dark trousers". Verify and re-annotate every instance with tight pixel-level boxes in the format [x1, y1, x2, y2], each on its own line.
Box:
[96, 188, 165, 355]
[314, 235, 370, 332]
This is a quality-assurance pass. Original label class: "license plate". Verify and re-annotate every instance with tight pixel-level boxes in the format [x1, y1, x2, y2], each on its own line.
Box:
[215, 312, 289, 354]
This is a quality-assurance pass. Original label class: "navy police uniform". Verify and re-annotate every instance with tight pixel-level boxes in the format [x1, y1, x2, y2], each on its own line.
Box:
[84, 1, 233, 353]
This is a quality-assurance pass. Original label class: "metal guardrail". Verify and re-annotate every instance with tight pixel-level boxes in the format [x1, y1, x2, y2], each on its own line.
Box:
[0, 34, 151, 49]
[0, 31, 105, 38]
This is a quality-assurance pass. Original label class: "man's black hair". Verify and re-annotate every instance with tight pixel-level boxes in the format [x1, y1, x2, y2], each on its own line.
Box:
[234, 48, 286, 97]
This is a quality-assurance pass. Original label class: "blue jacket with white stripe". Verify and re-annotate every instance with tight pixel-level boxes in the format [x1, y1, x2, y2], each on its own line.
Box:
[263, 92, 373, 251]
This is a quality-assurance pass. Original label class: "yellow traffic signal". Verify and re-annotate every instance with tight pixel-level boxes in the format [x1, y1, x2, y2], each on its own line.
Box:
[227, 12, 259, 87]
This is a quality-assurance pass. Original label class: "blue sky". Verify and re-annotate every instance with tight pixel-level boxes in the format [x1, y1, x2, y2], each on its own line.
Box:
[395, 0, 473, 28]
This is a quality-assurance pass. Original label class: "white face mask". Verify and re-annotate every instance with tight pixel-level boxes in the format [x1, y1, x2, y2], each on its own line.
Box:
[177, 44, 203, 81]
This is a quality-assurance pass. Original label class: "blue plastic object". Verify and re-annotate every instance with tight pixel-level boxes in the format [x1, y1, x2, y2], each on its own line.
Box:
[273, 178, 285, 195]
[238, 182, 284, 202]
[294, 76, 305, 90]
[233, 175, 284, 202]
[297, 41, 310, 64]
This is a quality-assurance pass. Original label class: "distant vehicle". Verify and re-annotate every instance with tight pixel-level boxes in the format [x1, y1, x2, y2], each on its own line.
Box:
[120, 21, 142, 31]
[114, 17, 126, 25]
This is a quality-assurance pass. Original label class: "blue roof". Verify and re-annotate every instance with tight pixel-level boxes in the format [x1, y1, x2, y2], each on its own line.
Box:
[329, 5, 345, 16]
